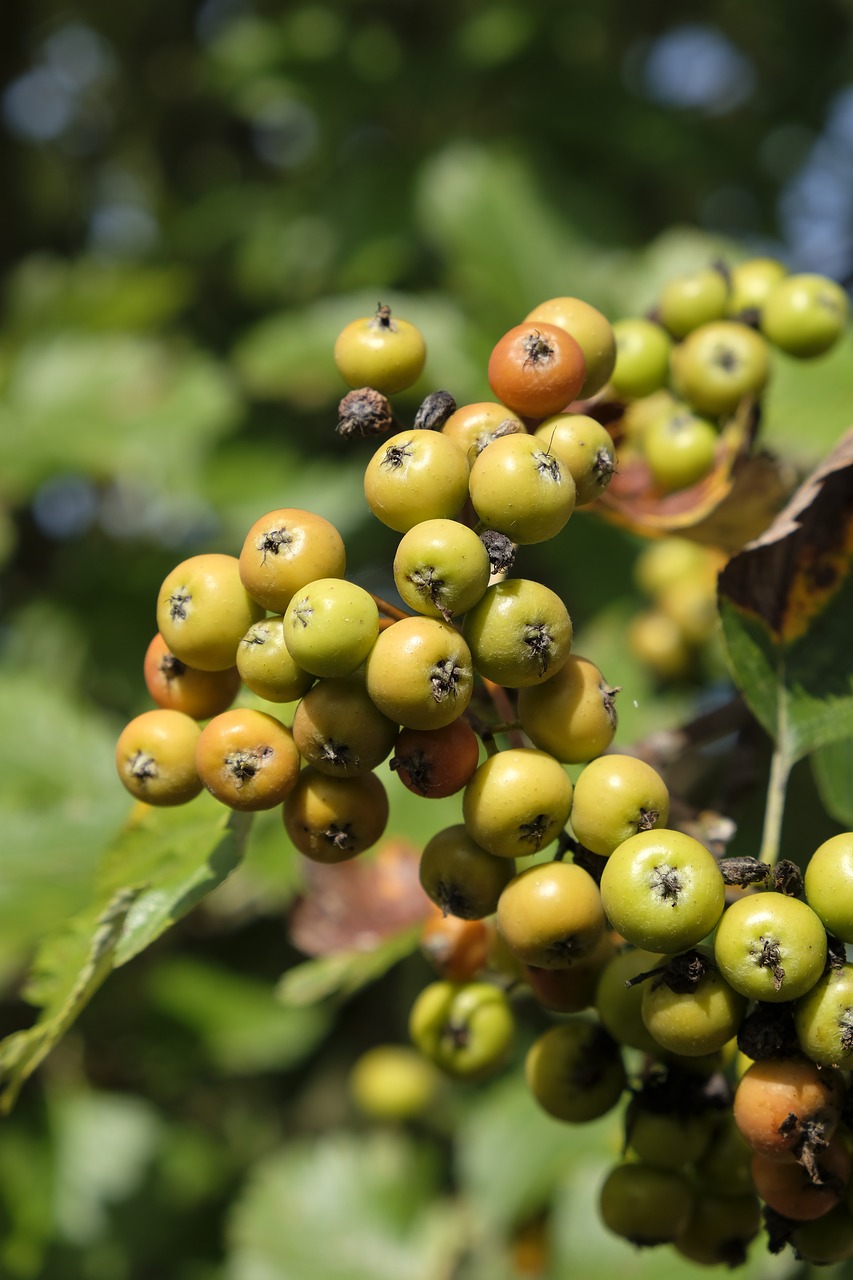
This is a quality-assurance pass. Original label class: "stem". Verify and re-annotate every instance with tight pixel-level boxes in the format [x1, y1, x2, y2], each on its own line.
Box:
[479, 678, 526, 748]
[369, 593, 411, 622]
[758, 744, 792, 866]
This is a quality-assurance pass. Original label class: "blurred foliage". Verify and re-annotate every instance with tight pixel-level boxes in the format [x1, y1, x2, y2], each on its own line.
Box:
[1, 0, 852, 1276]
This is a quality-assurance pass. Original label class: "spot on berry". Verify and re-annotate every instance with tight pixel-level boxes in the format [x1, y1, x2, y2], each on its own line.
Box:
[241, 625, 271, 648]
[323, 823, 354, 850]
[257, 528, 293, 562]
[593, 447, 616, 486]
[389, 747, 432, 795]
[650, 864, 682, 905]
[522, 329, 555, 368]
[408, 567, 451, 620]
[532, 449, 563, 484]
[168, 587, 191, 622]
[290, 598, 313, 628]
[381, 442, 414, 471]
[436, 878, 473, 920]
[522, 623, 555, 676]
[712, 344, 739, 373]
[518, 813, 551, 850]
[319, 739, 357, 770]
[443, 1019, 469, 1050]
[430, 658, 463, 704]
[637, 808, 660, 833]
[129, 751, 157, 781]
[752, 935, 786, 992]
[226, 746, 273, 787]
[159, 653, 186, 681]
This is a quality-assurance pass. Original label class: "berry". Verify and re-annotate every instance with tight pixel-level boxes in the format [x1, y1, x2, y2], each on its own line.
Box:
[670, 319, 770, 416]
[283, 767, 389, 862]
[419, 825, 515, 920]
[143, 633, 241, 720]
[525, 1020, 626, 1122]
[364, 429, 469, 532]
[569, 753, 669, 857]
[291, 675, 399, 777]
[609, 318, 672, 399]
[517, 653, 618, 763]
[599, 1162, 693, 1246]
[803, 831, 853, 941]
[283, 578, 379, 679]
[408, 980, 515, 1080]
[761, 272, 849, 357]
[524, 296, 616, 398]
[365, 616, 474, 730]
[116, 709, 203, 806]
[642, 404, 719, 492]
[392, 518, 491, 620]
[467, 432, 576, 544]
[658, 265, 729, 338]
[599, 828, 725, 953]
[239, 508, 346, 613]
[157, 553, 264, 673]
[532, 413, 617, 505]
[496, 860, 605, 968]
[713, 891, 828, 1003]
[237, 616, 315, 703]
[390, 719, 480, 799]
[487, 321, 586, 419]
[462, 577, 573, 688]
[640, 947, 747, 1057]
[334, 302, 426, 394]
[462, 748, 573, 859]
[195, 708, 301, 811]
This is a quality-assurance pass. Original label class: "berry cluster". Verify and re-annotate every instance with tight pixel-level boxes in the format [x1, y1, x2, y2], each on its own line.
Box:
[628, 536, 726, 682]
[116, 281, 852, 1268]
[608, 261, 848, 494]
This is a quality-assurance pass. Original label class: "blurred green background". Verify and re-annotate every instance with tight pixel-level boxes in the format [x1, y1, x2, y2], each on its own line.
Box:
[1, 2, 853, 1277]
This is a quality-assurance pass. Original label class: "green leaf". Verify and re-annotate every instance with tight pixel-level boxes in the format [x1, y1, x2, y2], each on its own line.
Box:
[719, 428, 853, 764]
[50, 1089, 163, 1246]
[812, 735, 853, 826]
[0, 334, 240, 504]
[763, 332, 853, 469]
[276, 925, 422, 1007]
[0, 797, 254, 1111]
[96, 800, 254, 967]
[226, 1131, 458, 1280]
[147, 955, 330, 1074]
[4, 255, 193, 336]
[0, 888, 139, 1113]
[0, 665, 127, 984]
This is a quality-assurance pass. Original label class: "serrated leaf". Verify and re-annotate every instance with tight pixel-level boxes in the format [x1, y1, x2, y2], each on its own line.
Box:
[812, 736, 853, 826]
[719, 428, 853, 764]
[0, 888, 139, 1113]
[226, 1131, 458, 1280]
[276, 925, 422, 1008]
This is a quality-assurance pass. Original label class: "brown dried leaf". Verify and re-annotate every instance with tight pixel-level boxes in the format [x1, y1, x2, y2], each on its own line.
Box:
[288, 838, 431, 957]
